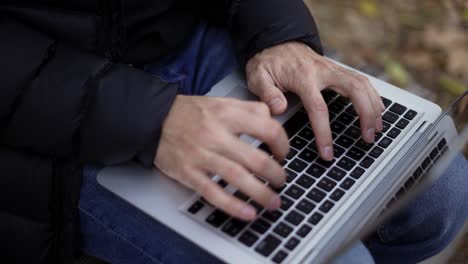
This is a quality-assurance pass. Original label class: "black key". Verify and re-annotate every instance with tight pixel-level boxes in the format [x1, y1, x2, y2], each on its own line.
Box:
[283, 112, 308, 137]
[329, 112, 336, 121]
[404, 110, 417, 120]
[404, 176, 416, 190]
[296, 175, 316, 189]
[438, 138, 447, 150]
[340, 178, 356, 190]
[273, 222, 293, 238]
[251, 219, 271, 234]
[316, 158, 336, 168]
[345, 105, 358, 116]
[336, 135, 355, 148]
[307, 188, 326, 203]
[288, 158, 308, 173]
[350, 167, 365, 179]
[329, 101, 346, 113]
[296, 224, 313, 238]
[337, 157, 356, 171]
[238, 231, 259, 247]
[413, 167, 423, 180]
[273, 250, 288, 264]
[382, 121, 391, 132]
[217, 179, 228, 188]
[429, 147, 439, 160]
[337, 112, 355, 125]
[369, 146, 384, 159]
[319, 200, 335, 213]
[353, 118, 361, 128]
[206, 210, 229, 228]
[285, 169, 298, 183]
[285, 237, 301, 251]
[306, 164, 326, 178]
[389, 103, 407, 115]
[355, 139, 374, 151]
[222, 218, 248, 237]
[360, 156, 375, 169]
[375, 132, 383, 142]
[331, 121, 346, 134]
[330, 189, 346, 202]
[378, 137, 393, 148]
[345, 126, 361, 139]
[285, 210, 305, 226]
[299, 127, 314, 141]
[258, 143, 272, 155]
[188, 201, 204, 214]
[395, 118, 410, 129]
[296, 199, 315, 214]
[290, 136, 308, 150]
[299, 149, 318, 163]
[333, 145, 346, 158]
[308, 212, 324, 225]
[335, 96, 351, 106]
[280, 159, 287, 166]
[286, 148, 298, 160]
[317, 177, 337, 192]
[234, 190, 249, 201]
[421, 157, 431, 169]
[262, 210, 283, 222]
[322, 90, 338, 103]
[387, 127, 401, 139]
[346, 147, 365, 161]
[327, 167, 346, 181]
[285, 185, 305, 200]
[255, 235, 281, 257]
[382, 111, 399, 124]
[250, 201, 264, 214]
[308, 140, 318, 152]
[280, 196, 294, 211]
[381, 97, 392, 108]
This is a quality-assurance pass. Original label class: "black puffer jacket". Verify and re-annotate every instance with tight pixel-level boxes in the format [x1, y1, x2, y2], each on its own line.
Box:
[0, 0, 322, 263]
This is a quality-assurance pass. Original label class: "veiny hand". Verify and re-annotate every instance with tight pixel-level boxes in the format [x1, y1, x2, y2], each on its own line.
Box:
[246, 41, 385, 160]
[154, 95, 289, 221]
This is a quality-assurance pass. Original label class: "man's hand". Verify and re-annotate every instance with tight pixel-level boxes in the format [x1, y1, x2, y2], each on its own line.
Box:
[246, 42, 385, 160]
[155, 95, 289, 221]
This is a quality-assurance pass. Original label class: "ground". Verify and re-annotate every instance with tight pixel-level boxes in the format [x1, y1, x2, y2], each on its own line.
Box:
[305, 1, 467, 262]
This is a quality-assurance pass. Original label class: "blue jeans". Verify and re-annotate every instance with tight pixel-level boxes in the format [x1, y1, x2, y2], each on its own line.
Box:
[78, 22, 468, 264]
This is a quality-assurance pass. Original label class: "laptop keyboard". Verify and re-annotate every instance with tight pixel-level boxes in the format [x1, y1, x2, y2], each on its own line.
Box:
[185, 91, 419, 263]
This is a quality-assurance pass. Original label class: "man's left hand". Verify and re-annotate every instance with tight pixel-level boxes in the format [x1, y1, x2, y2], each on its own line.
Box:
[246, 41, 385, 161]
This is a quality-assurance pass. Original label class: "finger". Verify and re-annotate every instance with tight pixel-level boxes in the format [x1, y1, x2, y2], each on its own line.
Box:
[299, 86, 334, 160]
[366, 83, 385, 131]
[322, 65, 379, 143]
[247, 68, 288, 115]
[187, 168, 258, 221]
[215, 133, 286, 187]
[202, 152, 282, 212]
[225, 103, 290, 161]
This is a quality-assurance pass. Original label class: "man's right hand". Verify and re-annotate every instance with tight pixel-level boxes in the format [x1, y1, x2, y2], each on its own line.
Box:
[154, 95, 290, 221]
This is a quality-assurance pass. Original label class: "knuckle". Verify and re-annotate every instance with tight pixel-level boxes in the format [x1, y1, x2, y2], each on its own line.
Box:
[254, 153, 271, 172]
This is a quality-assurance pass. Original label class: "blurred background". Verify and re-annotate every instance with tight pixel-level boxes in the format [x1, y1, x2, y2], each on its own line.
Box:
[304, 0, 467, 263]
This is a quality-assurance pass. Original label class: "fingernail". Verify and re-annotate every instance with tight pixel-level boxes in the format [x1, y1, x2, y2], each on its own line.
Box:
[376, 117, 383, 131]
[323, 146, 333, 160]
[366, 128, 375, 142]
[268, 195, 281, 210]
[268, 97, 282, 111]
[240, 206, 256, 220]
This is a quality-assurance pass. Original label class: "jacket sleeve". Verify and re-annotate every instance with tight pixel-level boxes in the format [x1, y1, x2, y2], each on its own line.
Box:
[202, 0, 323, 65]
[0, 16, 178, 167]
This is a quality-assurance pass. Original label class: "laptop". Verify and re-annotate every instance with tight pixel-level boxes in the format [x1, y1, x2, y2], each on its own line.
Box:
[97, 58, 467, 263]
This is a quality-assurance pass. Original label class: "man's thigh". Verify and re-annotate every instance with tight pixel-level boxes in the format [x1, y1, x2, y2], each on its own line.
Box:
[366, 154, 468, 264]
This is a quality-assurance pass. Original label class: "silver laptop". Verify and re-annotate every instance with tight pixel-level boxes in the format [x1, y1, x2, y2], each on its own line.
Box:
[97, 59, 466, 264]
